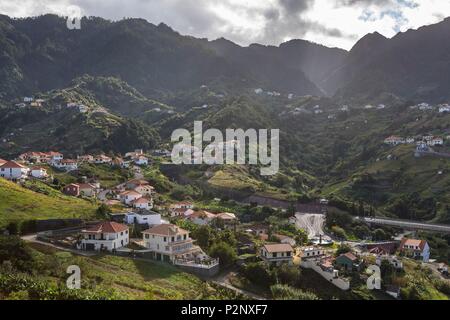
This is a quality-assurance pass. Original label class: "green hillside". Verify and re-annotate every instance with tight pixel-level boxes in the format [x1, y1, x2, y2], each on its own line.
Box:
[0, 179, 97, 227]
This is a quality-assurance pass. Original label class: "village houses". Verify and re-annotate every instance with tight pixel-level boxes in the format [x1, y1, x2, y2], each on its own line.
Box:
[0, 160, 29, 180]
[259, 243, 294, 266]
[142, 224, 202, 263]
[399, 238, 430, 262]
[30, 166, 48, 179]
[119, 190, 143, 205]
[132, 197, 153, 210]
[124, 210, 162, 226]
[52, 159, 78, 171]
[78, 221, 129, 252]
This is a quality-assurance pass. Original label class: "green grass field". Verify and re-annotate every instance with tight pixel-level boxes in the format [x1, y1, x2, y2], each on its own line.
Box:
[0, 179, 97, 227]
[27, 243, 226, 300]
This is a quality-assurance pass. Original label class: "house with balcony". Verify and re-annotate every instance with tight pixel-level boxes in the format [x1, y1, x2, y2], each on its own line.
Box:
[79, 221, 129, 252]
[142, 224, 203, 263]
[119, 190, 143, 205]
[259, 243, 294, 266]
[0, 161, 30, 180]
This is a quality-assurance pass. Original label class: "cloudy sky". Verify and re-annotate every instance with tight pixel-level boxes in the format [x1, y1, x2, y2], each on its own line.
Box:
[1, 0, 449, 50]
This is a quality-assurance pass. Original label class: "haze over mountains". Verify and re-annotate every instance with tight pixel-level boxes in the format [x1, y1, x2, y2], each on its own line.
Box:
[1, 14, 450, 102]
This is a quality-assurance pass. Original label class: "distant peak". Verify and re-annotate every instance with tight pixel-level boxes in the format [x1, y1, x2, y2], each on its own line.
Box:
[350, 31, 388, 53]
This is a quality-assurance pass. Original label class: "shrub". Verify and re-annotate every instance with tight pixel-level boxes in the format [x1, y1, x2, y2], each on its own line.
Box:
[270, 284, 319, 300]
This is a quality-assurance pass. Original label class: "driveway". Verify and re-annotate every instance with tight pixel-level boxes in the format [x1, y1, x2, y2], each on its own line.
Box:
[211, 268, 267, 300]
[21, 234, 96, 257]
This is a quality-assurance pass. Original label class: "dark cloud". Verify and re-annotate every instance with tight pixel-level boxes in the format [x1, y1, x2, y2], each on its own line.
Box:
[254, 0, 357, 45]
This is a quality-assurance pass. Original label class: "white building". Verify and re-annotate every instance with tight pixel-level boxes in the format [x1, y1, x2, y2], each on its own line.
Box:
[133, 184, 155, 196]
[94, 155, 112, 164]
[124, 210, 161, 225]
[429, 137, 444, 146]
[134, 155, 149, 166]
[132, 197, 153, 210]
[376, 255, 403, 270]
[439, 105, 450, 113]
[301, 247, 326, 259]
[399, 238, 430, 262]
[142, 224, 201, 263]
[186, 210, 217, 226]
[30, 166, 48, 179]
[79, 221, 129, 252]
[52, 159, 78, 171]
[119, 190, 143, 205]
[384, 136, 405, 145]
[259, 243, 294, 266]
[0, 161, 30, 180]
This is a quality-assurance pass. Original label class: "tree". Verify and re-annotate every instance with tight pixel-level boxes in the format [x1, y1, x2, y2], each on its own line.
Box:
[209, 242, 237, 267]
[335, 244, 351, 256]
[275, 264, 301, 286]
[96, 204, 112, 218]
[331, 226, 347, 240]
[0, 236, 35, 272]
[241, 262, 275, 288]
[372, 229, 388, 241]
[192, 226, 213, 249]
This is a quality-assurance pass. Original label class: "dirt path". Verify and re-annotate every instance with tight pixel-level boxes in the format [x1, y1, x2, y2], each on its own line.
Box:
[210, 269, 267, 300]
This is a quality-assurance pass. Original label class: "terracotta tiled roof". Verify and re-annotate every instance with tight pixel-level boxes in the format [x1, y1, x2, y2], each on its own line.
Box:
[187, 210, 216, 220]
[142, 224, 188, 236]
[0, 161, 27, 169]
[400, 238, 427, 250]
[127, 179, 149, 186]
[120, 190, 142, 197]
[0, 158, 7, 165]
[341, 252, 358, 261]
[83, 221, 129, 234]
[216, 212, 237, 220]
[133, 198, 149, 204]
[263, 243, 293, 253]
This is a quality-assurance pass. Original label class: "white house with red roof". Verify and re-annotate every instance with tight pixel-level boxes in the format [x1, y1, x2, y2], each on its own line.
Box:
[94, 154, 112, 164]
[133, 184, 155, 196]
[79, 221, 129, 252]
[142, 224, 202, 262]
[0, 161, 30, 180]
[260, 243, 294, 266]
[30, 166, 48, 179]
[399, 238, 430, 262]
[384, 136, 405, 146]
[186, 210, 217, 226]
[169, 201, 194, 217]
[119, 190, 143, 205]
[52, 159, 78, 171]
[132, 197, 153, 210]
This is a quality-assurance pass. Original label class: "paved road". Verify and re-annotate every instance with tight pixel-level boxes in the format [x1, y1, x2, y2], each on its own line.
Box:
[358, 217, 450, 233]
[21, 234, 96, 257]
